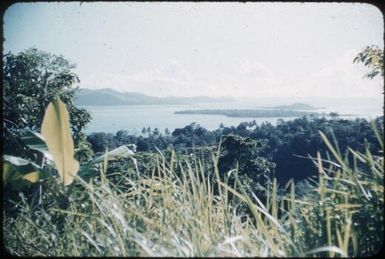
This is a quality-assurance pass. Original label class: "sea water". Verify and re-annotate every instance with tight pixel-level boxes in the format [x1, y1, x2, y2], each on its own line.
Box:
[81, 99, 383, 135]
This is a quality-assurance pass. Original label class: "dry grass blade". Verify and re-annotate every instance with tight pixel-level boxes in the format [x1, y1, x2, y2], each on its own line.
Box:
[305, 246, 348, 257]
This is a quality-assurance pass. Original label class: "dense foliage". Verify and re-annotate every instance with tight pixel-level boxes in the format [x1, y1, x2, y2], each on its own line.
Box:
[87, 116, 384, 184]
[3, 48, 93, 162]
[4, 126, 384, 257]
[218, 134, 275, 197]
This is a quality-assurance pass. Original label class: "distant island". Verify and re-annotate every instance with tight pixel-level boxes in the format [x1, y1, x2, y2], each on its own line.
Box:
[75, 88, 235, 106]
[256, 103, 324, 110]
[175, 109, 328, 118]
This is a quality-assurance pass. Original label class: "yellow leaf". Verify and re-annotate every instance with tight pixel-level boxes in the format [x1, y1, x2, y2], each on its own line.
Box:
[22, 172, 39, 183]
[41, 98, 79, 186]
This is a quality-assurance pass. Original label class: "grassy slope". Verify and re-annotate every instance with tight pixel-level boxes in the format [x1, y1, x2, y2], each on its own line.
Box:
[3, 131, 384, 257]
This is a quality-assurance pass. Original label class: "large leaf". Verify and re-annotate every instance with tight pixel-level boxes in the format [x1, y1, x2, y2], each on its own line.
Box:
[20, 130, 55, 168]
[41, 98, 79, 186]
[92, 145, 135, 163]
[3, 155, 45, 184]
[3, 154, 35, 167]
[20, 130, 53, 161]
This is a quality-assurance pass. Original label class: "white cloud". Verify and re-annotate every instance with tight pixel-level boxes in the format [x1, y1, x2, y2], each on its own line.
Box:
[80, 50, 382, 99]
[238, 60, 274, 80]
[299, 49, 383, 98]
[221, 60, 288, 97]
[81, 60, 198, 96]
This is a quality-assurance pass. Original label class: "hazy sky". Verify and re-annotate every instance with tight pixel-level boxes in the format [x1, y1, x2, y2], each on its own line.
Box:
[3, 2, 384, 98]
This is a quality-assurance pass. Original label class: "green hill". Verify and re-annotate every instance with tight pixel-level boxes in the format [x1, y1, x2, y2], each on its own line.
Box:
[75, 88, 235, 106]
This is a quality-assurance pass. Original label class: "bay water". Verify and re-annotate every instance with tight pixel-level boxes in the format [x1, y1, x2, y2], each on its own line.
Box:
[81, 98, 383, 135]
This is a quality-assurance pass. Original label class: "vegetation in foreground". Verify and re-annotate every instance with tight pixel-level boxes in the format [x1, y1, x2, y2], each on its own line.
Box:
[3, 121, 384, 256]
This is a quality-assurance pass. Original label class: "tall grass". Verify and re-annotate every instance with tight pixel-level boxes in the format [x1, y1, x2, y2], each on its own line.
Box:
[3, 128, 383, 257]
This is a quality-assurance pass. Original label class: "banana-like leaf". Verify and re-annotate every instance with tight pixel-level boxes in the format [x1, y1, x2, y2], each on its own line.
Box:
[92, 145, 135, 163]
[3, 155, 44, 184]
[20, 130, 54, 162]
[41, 98, 79, 186]
[3, 154, 34, 167]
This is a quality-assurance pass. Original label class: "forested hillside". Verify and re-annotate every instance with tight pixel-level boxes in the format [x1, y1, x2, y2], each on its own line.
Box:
[87, 116, 383, 184]
[75, 88, 235, 106]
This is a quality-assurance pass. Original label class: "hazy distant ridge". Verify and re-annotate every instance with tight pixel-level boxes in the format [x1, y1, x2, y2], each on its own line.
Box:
[175, 109, 327, 118]
[75, 88, 235, 105]
[256, 103, 323, 110]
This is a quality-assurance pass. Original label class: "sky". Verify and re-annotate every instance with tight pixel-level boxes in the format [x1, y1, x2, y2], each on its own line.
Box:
[3, 2, 384, 98]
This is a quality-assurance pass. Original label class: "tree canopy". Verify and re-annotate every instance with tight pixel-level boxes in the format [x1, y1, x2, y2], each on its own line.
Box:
[353, 45, 384, 79]
[3, 48, 93, 161]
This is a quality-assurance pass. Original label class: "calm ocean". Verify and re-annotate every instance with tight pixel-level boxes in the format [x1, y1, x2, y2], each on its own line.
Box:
[81, 99, 383, 135]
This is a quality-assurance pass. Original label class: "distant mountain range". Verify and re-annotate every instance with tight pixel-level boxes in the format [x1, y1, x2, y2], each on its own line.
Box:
[75, 88, 235, 106]
[175, 109, 327, 118]
[256, 103, 324, 110]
